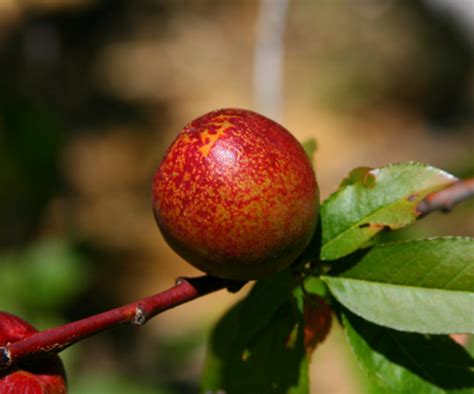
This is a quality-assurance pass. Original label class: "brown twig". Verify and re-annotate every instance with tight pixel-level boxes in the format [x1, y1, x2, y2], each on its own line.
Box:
[1, 178, 473, 370]
[417, 178, 474, 216]
[0, 276, 241, 369]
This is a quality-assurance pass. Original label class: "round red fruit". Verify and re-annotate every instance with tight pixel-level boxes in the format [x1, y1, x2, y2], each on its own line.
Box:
[152, 108, 319, 280]
[0, 312, 67, 394]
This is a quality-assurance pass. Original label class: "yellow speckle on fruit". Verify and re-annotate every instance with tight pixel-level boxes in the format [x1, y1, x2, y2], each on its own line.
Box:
[152, 108, 318, 280]
[198, 120, 233, 157]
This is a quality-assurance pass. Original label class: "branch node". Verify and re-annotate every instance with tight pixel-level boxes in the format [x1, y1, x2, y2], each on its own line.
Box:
[0, 347, 11, 370]
[132, 306, 147, 326]
[0, 274, 229, 364]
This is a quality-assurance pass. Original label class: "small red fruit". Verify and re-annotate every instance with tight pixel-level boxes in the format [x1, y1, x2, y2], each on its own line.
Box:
[0, 312, 67, 394]
[303, 295, 332, 356]
[152, 108, 319, 280]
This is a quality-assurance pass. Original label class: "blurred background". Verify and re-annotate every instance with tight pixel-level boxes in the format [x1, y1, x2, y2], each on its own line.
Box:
[0, 0, 472, 393]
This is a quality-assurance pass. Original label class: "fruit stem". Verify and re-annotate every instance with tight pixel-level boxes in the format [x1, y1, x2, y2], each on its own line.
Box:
[0, 276, 238, 369]
[0, 178, 471, 370]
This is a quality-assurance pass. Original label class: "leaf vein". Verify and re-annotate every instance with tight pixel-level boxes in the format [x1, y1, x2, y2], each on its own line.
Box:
[441, 262, 474, 290]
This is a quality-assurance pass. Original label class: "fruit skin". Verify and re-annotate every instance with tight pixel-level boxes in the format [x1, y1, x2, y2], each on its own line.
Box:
[0, 312, 67, 394]
[303, 295, 332, 356]
[152, 108, 319, 280]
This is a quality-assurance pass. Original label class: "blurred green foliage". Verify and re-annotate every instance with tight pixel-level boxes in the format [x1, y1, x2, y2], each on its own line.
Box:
[70, 373, 171, 394]
[0, 239, 87, 325]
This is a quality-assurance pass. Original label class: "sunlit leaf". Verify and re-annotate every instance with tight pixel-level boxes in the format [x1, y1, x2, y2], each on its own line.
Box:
[322, 237, 474, 334]
[321, 162, 457, 260]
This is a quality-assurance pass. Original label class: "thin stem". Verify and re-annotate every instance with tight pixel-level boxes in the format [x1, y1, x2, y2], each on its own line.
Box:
[1, 177, 473, 370]
[417, 178, 474, 216]
[0, 276, 241, 369]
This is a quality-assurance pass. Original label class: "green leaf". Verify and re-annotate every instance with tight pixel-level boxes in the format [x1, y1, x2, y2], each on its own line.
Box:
[322, 237, 474, 334]
[342, 310, 474, 393]
[302, 138, 317, 166]
[302, 276, 328, 299]
[321, 162, 457, 260]
[201, 270, 309, 394]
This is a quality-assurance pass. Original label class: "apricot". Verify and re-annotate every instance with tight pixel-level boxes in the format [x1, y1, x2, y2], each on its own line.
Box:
[0, 312, 67, 394]
[152, 108, 318, 280]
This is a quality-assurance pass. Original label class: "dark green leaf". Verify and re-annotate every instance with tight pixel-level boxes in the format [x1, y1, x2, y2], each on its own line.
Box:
[322, 237, 474, 334]
[201, 270, 309, 394]
[321, 162, 457, 260]
[342, 310, 474, 393]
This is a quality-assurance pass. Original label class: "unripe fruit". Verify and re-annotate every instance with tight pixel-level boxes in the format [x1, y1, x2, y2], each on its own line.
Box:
[152, 108, 319, 280]
[0, 312, 67, 394]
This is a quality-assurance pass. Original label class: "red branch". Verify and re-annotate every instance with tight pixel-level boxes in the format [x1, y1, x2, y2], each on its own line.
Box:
[0, 177, 473, 370]
[417, 178, 474, 216]
[0, 276, 240, 369]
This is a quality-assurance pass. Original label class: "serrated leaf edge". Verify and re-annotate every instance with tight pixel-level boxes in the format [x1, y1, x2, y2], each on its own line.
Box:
[322, 162, 457, 207]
